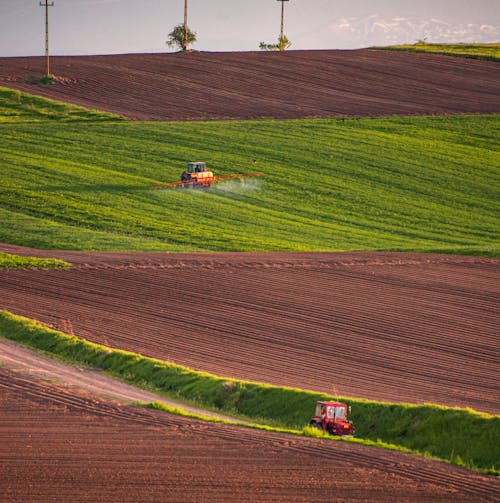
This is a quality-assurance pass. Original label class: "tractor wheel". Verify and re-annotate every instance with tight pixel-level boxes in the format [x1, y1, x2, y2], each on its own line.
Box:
[327, 425, 338, 436]
[310, 421, 322, 431]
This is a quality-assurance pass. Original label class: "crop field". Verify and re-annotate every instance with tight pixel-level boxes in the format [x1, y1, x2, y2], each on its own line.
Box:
[1, 249, 498, 414]
[1, 50, 499, 121]
[1, 88, 499, 255]
[2, 309, 499, 474]
[3, 369, 498, 502]
[1, 46, 499, 500]
[375, 43, 500, 61]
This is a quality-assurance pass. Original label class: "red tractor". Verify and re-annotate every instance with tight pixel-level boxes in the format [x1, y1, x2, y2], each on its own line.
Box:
[310, 401, 355, 436]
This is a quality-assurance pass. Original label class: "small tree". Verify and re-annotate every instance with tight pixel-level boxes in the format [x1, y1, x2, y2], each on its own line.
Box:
[166, 24, 197, 51]
[259, 35, 291, 51]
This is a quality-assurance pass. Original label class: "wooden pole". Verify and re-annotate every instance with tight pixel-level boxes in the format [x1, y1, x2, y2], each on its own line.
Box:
[183, 0, 188, 50]
[280, 0, 285, 42]
[277, 0, 289, 50]
[39, 0, 54, 76]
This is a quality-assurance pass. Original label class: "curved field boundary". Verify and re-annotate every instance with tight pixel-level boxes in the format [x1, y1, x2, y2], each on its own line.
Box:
[373, 43, 500, 62]
[1, 50, 499, 120]
[1, 249, 497, 414]
[3, 369, 498, 502]
[1, 310, 498, 475]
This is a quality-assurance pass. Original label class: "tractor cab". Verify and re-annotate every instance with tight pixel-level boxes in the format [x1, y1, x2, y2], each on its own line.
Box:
[310, 401, 355, 436]
[180, 162, 214, 187]
[187, 162, 207, 173]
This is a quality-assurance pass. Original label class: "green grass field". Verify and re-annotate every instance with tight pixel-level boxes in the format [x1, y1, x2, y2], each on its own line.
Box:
[373, 43, 500, 61]
[1, 310, 498, 474]
[0, 86, 123, 122]
[0, 252, 69, 269]
[0, 87, 499, 255]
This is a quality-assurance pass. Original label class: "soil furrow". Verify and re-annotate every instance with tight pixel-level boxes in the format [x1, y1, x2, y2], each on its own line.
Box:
[1, 50, 498, 120]
[1, 367, 498, 502]
[0, 249, 498, 414]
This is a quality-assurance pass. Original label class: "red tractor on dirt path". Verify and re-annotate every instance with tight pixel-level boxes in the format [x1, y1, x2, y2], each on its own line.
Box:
[310, 401, 355, 436]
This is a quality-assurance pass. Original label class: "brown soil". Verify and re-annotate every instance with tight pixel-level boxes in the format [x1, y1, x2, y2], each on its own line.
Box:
[1, 244, 498, 415]
[0, 337, 246, 424]
[1, 368, 498, 502]
[1, 50, 499, 120]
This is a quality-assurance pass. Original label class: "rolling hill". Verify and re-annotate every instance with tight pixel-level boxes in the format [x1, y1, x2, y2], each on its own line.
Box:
[0, 49, 499, 121]
[1, 49, 499, 496]
[1, 87, 498, 255]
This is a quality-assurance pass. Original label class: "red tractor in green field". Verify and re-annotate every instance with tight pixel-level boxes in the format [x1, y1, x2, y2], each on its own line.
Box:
[310, 401, 355, 436]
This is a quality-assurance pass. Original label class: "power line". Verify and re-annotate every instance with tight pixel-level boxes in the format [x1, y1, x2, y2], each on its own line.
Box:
[39, 0, 54, 76]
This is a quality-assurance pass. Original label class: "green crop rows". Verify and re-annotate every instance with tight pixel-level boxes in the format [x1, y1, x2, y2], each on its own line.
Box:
[373, 43, 500, 61]
[0, 86, 123, 123]
[0, 87, 498, 255]
[0, 252, 69, 269]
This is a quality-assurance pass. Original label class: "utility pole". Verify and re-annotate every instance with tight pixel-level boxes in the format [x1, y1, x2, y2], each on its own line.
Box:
[277, 0, 289, 50]
[183, 0, 188, 51]
[39, 0, 54, 76]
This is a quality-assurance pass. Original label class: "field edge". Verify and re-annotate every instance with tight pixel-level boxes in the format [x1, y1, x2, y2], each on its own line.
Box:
[0, 309, 498, 475]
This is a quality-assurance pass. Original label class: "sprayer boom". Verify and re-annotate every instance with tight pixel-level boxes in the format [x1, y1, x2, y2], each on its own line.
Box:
[153, 162, 263, 189]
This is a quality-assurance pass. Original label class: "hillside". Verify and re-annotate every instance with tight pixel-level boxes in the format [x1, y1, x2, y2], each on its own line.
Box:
[3, 369, 497, 501]
[0, 49, 499, 120]
[1, 52, 499, 497]
[1, 246, 498, 416]
[1, 88, 498, 255]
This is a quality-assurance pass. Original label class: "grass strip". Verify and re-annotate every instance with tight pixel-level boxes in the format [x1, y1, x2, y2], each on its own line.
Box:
[137, 401, 439, 455]
[372, 43, 500, 61]
[0, 310, 498, 475]
[0, 86, 124, 122]
[0, 252, 70, 269]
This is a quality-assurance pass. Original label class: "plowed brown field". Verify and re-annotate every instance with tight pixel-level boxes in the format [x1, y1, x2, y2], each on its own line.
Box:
[1, 244, 498, 415]
[1, 50, 499, 120]
[1, 368, 498, 502]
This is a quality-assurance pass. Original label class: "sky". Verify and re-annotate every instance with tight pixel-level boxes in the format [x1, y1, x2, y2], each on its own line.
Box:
[0, 0, 499, 57]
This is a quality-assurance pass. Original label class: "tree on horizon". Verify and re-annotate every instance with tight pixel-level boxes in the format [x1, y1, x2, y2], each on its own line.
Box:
[167, 0, 196, 52]
[166, 24, 197, 51]
[259, 35, 291, 51]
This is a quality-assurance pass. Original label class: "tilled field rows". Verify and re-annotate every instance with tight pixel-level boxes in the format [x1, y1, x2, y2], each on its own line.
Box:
[1, 50, 499, 120]
[1, 368, 498, 502]
[0, 251, 498, 414]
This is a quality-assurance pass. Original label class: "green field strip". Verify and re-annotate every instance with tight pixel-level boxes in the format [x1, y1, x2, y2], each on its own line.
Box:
[372, 43, 500, 61]
[0, 310, 498, 475]
[0, 207, 201, 251]
[0, 252, 70, 269]
[0, 86, 124, 122]
[0, 87, 498, 254]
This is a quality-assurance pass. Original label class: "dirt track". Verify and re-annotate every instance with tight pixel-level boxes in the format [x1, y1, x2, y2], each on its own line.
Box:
[0, 337, 244, 424]
[1, 245, 498, 415]
[1, 50, 499, 120]
[1, 367, 498, 502]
